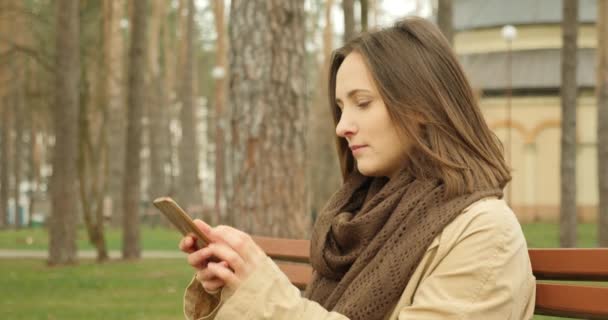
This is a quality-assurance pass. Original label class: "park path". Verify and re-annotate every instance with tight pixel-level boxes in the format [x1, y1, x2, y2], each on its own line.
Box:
[0, 249, 183, 259]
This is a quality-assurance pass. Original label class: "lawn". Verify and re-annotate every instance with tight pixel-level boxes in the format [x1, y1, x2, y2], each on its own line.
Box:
[0, 222, 601, 251]
[0, 226, 184, 251]
[522, 222, 598, 248]
[0, 259, 193, 320]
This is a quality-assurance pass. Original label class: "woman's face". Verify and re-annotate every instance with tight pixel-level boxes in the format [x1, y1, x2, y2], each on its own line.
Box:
[335, 52, 412, 179]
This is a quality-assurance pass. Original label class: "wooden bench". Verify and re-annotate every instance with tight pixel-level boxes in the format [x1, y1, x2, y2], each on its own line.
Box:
[253, 236, 608, 319]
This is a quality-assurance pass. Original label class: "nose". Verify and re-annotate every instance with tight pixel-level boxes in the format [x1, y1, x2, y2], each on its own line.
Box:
[335, 110, 357, 138]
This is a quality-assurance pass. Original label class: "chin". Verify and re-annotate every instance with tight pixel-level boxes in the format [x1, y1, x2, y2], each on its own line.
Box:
[356, 164, 385, 177]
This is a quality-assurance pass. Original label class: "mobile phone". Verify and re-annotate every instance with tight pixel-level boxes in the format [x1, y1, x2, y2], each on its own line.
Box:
[152, 196, 211, 249]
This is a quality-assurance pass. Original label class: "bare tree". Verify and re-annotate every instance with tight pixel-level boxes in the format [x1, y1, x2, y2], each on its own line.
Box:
[48, 0, 80, 265]
[1, 0, 20, 229]
[0, 95, 11, 229]
[343, 0, 355, 43]
[177, 0, 202, 211]
[147, 0, 169, 205]
[227, 0, 309, 237]
[437, 0, 454, 46]
[360, 0, 368, 32]
[560, 0, 578, 248]
[77, 77, 109, 262]
[13, 71, 24, 228]
[0, 4, 9, 229]
[212, 0, 227, 225]
[598, 0, 608, 246]
[104, 0, 126, 227]
[122, 0, 148, 259]
[309, 0, 341, 221]
[27, 104, 41, 228]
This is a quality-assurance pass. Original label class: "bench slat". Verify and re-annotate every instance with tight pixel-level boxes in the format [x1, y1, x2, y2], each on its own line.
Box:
[529, 248, 608, 281]
[535, 283, 608, 319]
[253, 236, 310, 263]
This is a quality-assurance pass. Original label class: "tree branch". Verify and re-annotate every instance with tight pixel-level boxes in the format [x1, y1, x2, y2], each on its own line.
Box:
[0, 38, 54, 73]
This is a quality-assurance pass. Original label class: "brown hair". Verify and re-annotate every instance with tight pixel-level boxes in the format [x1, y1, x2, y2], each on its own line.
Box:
[329, 17, 511, 197]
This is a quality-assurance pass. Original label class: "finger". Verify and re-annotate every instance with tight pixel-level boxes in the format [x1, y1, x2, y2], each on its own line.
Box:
[206, 243, 246, 275]
[197, 261, 230, 283]
[202, 279, 226, 292]
[187, 247, 214, 269]
[197, 267, 222, 282]
[212, 226, 264, 261]
[179, 236, 197, 253]
[207, 261, 240, 288]
[193, 219, 216, 244]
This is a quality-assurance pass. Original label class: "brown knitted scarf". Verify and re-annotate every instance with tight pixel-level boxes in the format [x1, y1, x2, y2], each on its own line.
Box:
[303, 169, 502, 320]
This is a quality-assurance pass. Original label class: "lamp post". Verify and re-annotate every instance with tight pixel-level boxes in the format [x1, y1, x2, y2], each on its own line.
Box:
[501, 24, 517, 205]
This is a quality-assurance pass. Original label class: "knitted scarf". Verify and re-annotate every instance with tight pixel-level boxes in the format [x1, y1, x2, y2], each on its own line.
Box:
[303, 169, 502, 320]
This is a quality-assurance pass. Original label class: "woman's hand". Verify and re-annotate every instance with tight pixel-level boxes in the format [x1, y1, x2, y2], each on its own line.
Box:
[180, 219, 267, 293]
[179, 220, 228, 293]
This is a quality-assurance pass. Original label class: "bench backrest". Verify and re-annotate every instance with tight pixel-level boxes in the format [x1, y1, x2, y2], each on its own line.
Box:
[252, 236, 608, 319]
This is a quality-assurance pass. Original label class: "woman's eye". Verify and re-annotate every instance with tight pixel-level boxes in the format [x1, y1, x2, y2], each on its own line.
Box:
[357, 101, 371, 108]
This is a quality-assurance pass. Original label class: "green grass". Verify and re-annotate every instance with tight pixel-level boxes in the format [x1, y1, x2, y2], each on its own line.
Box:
[0, 258, 194, 320]
[0, 222, 601, 251]
[522, 223, 598, 248]
[0, 226, 184, 251]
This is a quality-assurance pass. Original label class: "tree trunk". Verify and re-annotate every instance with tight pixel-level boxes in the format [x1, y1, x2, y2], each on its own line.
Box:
[212, 0, 227, 225]
[28, 104, 40, 228]
[78, 43, 111, 262]
[343, 0, 355, 43]
[177, 0, 202, 212]
[162, 1, 181, 202]
[560, 0, 578, 248]
[122, 0, 148, 260]
[227, 0, 309, 238]
[49, 0, 80, 265]
[360, 0, 368, 32]
[78, 78, 109, 262]
[147, 0, 169, 209]
[0, 95, 11, 229]
[308, 0, 341, 222]
[13, 71, 24, 228]
[104, 0, 126, 227]
[437, 0, 454, 46]
[598, 0, 608, 247]
[0, 4, 9, 229]
[369, 0, 378, 28]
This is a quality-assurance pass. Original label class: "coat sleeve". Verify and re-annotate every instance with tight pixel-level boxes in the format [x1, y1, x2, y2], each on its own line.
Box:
[184, 256, 350, 320]
[395, 206, 536, 320]
[183, 275, 225, 320]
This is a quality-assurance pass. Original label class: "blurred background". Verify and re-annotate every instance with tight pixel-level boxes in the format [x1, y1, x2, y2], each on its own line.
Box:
[0, 0, 606, 319]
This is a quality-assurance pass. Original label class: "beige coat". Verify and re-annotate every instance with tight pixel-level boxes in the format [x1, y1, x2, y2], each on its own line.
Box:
[184, 197, 536, 319]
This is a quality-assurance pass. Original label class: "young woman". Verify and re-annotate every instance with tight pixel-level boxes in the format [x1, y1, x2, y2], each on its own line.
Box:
[180, 17, 536, 320]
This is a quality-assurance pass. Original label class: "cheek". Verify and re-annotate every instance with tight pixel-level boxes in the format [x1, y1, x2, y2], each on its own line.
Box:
[381, 133, 410, 165]
[355, 148, 392, 176]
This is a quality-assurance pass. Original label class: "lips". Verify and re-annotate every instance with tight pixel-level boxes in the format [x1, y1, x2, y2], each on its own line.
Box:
[349, 144, 367, 151]
[350, 145, 367, 155]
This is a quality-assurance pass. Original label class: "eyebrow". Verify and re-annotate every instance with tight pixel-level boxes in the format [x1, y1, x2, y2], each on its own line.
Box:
[335, 89, 372, 105]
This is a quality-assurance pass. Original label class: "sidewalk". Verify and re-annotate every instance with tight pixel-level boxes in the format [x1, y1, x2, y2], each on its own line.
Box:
[0, 249, 183, 259]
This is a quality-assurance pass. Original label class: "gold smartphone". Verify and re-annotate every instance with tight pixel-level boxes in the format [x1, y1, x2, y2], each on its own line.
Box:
[152, 196, 211, 249]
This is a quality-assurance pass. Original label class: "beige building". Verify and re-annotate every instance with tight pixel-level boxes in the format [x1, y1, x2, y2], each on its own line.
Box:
[452, 0, 598, 222]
